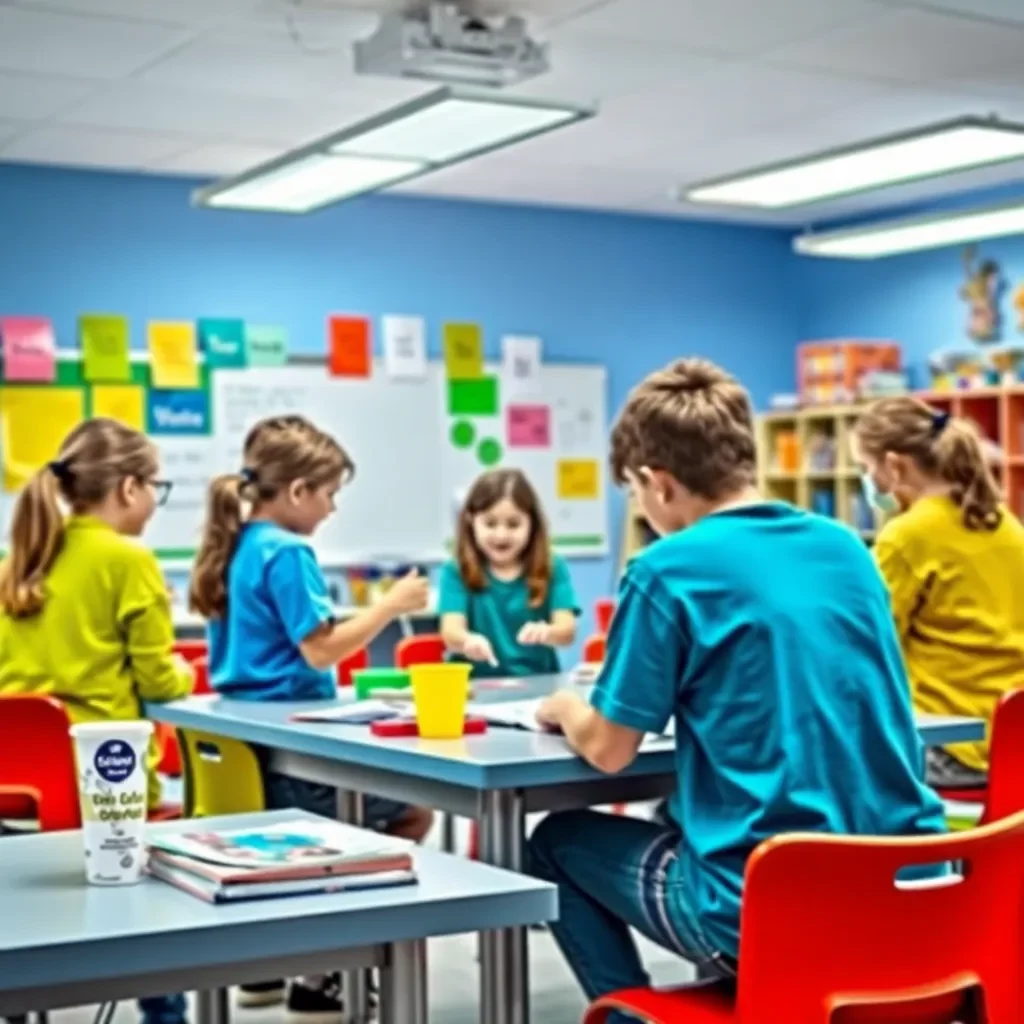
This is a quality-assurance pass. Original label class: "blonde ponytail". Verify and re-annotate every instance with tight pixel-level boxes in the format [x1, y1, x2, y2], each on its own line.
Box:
[189, 474, 245, 619]
[0, 466, 66, 617]
[933, 417, 1002, 531]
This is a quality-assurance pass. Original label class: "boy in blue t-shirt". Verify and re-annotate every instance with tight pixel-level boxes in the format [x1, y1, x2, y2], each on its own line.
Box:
[529, 359, 946, 1012]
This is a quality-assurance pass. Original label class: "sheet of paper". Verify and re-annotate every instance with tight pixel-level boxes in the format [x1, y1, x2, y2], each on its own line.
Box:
[0, 388, 84, 492]
[79, 314, 130, 382]
[447, 377, 499, 416]
[149, 321, 199, 389]
[1, 317, 56, 382]
[147, 388, 210, 435]
[92, 384, 145, 430]
[292, 700, 402, 723]
[507, 404, 551, 448]
[328, 315, 371, 378]
[465, 698, 547, 732]
[502, 335, 541, 396]
[557, 458, 600, 500]
[383, 315, 427, 379]
[443, 322, 483, 380]
[199, 317, 246, 369]
[245, 325, 288, 367]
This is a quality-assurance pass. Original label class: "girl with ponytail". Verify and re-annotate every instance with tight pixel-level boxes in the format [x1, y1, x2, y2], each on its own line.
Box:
[852, 397, 1024, 789]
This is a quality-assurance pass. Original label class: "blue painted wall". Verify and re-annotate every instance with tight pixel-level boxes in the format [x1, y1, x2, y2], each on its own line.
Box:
[0, 163, 801, 654]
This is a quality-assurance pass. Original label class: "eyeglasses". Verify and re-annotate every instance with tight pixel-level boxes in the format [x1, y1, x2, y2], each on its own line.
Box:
[150, 479, 173, 507]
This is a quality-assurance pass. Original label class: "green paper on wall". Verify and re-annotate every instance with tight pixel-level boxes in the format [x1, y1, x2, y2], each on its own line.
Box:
[199, 317, 246, 369]
[80, 314, 130, 382]
[448, 376, 499, 416]
[245, 325, 288, 366]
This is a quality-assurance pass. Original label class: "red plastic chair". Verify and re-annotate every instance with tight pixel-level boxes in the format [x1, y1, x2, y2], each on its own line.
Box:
[594, 598, 615, 635]
[173, 639, 207, 663]
[337, 647, 370, 686]
[585, 810, 1024, 1024]
[395, 633, 447, 669]
[973, 688, 1024, 825]
[582, 633, 607, 664]
[192, 657, 212, 696]
[157, 641, 208, 774]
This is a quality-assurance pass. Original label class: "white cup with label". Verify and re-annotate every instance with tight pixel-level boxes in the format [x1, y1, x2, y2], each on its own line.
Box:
[69, 721, 153, 886]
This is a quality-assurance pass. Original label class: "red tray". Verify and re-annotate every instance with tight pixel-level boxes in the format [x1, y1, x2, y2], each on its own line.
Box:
[370, 716, 488, 737]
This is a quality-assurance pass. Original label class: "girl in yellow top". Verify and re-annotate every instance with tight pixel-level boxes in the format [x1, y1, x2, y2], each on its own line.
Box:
[852, 398, 1024, 787]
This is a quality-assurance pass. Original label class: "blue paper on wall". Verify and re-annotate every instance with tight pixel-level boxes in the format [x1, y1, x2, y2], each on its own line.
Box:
[148, 389, 210, 435]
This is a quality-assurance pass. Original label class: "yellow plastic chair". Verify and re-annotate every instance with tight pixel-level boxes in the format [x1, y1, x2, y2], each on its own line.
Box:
[179, 729, 265, 819]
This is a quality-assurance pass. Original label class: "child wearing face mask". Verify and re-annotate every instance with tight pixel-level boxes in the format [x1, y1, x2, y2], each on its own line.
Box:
[852, 397, 1024, 790]
[439, 469, 579, 677]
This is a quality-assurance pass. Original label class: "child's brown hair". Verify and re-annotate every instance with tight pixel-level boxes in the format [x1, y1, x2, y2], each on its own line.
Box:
[610, 358, 757, 497]
[456, 469, 551, 607]
[189, 415, 353, 619]
[854, 397, 1002, 531]
[0, 418, 159, 618]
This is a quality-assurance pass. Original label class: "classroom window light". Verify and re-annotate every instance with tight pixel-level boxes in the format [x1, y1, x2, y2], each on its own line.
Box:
[195, 87, 592, 214]
[683, 117, 1024, 209]
[793, 198, 1024, 259]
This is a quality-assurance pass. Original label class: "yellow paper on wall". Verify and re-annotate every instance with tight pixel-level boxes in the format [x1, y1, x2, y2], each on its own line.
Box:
[1, 388, 85, 492]
[148, 321, 199, 389]
[443, 323, 483, 380]
[93, 384, 145, 430]
[557, 458, 599, 500]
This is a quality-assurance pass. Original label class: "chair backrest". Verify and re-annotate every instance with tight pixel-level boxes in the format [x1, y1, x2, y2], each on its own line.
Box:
[736, 810, 1024, 1023]
[581, 633, 606, 664]
[982, 688, 1024, 824]
[180, 728, 265, 818]
[0, 695, 80, 832]
[173, 640, 208, 663]
[395, 633, 446, 668]
[594, 598, 615, 635]
[337, 647, 370, 686]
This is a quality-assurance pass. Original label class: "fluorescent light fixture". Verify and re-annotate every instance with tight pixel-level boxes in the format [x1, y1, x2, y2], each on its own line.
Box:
[794, 198, 1024, 259]
[195, 87, 592, 213]
[684, 117, 1024, 209]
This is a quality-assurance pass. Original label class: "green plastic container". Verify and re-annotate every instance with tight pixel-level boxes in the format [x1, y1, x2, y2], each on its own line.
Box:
[352, 667, 411, 701]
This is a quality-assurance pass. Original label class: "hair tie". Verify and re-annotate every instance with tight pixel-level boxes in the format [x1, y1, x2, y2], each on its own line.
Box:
[48, 459, 72, 481]
[239, 467, 258, 485]
[930, 411, 950, 437]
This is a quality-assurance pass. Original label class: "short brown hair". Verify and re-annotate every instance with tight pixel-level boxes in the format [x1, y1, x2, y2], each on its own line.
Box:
[610, 358, 757, 499]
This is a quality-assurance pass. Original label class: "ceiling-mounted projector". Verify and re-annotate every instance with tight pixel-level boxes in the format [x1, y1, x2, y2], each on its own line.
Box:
[354, 3, 549, 88]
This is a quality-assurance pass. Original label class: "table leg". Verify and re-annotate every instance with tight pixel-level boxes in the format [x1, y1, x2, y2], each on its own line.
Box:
[478, 789, 528, 1024]
[441, 812, 456, 854]
[336, 791, 372, 1024]
[379, 939, 427, 1024]
[196, 989, 229, 1024]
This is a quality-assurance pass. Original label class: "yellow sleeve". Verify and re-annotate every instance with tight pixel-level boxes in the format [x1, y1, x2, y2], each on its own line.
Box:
[117, 549, 193, 703]
[874, 531, 924, 643]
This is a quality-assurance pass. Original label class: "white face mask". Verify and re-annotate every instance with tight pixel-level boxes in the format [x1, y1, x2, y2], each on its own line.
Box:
[861, 473, 900, 515]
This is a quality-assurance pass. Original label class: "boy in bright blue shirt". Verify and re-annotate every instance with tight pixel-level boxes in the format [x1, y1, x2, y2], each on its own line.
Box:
[530, 359, 946, 1012]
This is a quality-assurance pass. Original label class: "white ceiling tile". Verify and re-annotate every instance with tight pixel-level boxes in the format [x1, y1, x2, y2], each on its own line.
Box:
[873, 0, 1024, 26]
[154, 141, 283, 176]
[0, 125, 192, 169]
[0, 7, 191, 79]
[0, 118, 28, 147]
[7, 0, 259, 29]
[553, 0, 884, 55]
[0, 72, 97, 120]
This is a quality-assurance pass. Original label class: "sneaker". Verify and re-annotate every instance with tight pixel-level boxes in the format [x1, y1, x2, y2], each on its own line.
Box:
[238, 981, 286, 1008]
[287, 975, 344, 1024]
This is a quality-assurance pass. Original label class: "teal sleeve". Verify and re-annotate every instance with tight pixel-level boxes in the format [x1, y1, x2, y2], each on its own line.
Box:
[549, 555, 579, 614]
[590, 562, 684, 734]
[438, 561, 469, 615]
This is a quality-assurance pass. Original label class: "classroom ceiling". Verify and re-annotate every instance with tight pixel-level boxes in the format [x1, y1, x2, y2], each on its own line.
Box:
[2, 0, 1024, 226]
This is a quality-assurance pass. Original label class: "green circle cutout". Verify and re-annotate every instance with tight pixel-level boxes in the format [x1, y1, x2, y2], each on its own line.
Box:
[477, 438, 502, 467]
[451, 420, 475, 449]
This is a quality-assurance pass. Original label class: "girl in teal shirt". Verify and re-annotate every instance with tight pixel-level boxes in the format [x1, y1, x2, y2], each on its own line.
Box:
[439, 469, 578, 677]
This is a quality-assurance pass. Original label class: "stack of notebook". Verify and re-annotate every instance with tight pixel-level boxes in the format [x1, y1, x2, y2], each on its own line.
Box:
[148, 818, 416, 904]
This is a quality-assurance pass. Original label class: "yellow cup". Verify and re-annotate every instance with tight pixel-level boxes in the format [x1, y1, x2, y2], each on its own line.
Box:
[410, 663, 472, 739]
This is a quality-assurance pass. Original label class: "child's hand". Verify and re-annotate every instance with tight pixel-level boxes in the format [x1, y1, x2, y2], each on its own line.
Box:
[517, 621, 551, 646]
[462, 632, 498, 666]
[383, 570, 430, 615]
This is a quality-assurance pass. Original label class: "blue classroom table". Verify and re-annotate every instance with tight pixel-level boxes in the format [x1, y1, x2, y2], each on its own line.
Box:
[0, 810, 556, 1024]
[148, 674, 984, 1024]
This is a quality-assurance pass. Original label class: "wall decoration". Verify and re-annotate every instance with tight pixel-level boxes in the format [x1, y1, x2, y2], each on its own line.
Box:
[960, 246, 1004, 342]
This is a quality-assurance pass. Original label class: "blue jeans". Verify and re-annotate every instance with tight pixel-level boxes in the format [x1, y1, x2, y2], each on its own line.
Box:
[528, 810, 735, 1024]
[139, 995, 187, 1024]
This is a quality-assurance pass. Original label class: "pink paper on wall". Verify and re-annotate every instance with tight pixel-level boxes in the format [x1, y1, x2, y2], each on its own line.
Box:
[1, 317, 56, 382]
[507, 404, 551, 448]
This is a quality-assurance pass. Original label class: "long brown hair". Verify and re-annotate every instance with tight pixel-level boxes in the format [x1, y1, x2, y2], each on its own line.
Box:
[0, 418, 158, 618]
[854, 397, 1002, 532]
[455, 469, 551, 607]
[189, 415, 353, 619]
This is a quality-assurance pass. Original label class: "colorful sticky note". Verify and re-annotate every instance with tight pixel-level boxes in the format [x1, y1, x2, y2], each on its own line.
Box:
[147, 388, 210, 436]
[329, 316, 371, 378]
[507, 404, 551, 448]
[1, 317, 56, 382]
[448, 376, 499, 417]
[0, 388, 84, 492]
[557, 458, 600, 500]
[443, 323, 483, 380]
[477, 438, 503, 467]
[383, 315, 426, 380]
[245, 325, 288, 367]
[93, 385, 145, 430]
[148, 321, 199, 389]
[198, 318, 246, 369]
[450, 420, 476, 449]
[79, 314, 130, 382]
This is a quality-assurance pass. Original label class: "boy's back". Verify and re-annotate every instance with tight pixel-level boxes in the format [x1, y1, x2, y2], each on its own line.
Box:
[594, 501, 946, 954]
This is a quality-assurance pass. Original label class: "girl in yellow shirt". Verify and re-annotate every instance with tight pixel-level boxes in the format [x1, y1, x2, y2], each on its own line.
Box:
[852, 398, 1024, 788]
